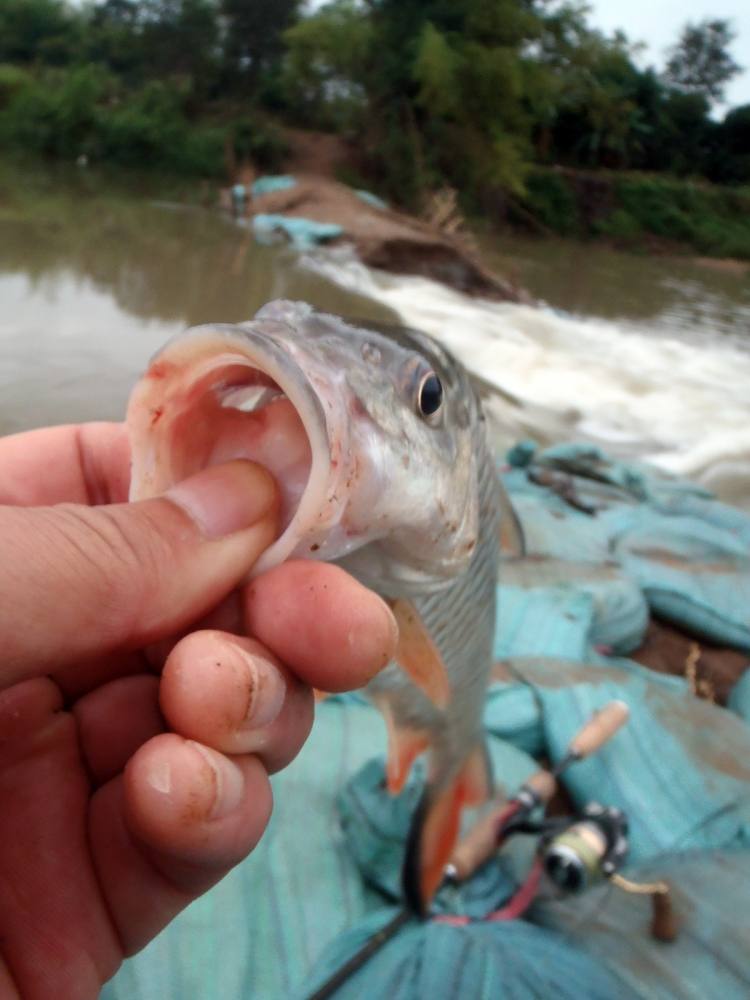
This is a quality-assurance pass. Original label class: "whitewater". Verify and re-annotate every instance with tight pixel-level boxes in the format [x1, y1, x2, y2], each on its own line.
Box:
[302, 249, 750, 508]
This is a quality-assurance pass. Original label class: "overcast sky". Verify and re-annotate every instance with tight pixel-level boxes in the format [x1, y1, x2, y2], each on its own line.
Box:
[587, 0, 749, 109]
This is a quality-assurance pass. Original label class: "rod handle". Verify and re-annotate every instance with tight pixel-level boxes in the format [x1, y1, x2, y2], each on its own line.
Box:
[569, 701, 630, 759]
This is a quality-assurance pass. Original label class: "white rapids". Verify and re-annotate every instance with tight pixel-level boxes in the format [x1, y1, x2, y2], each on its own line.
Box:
[301, 248, 750, 507]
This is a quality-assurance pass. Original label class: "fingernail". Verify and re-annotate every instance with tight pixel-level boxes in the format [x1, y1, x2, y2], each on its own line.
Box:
[232, 646, 286, 730]
[167, 460, 278, 538]
[362, 591, 399, 663]
[375, 594, 399, 649]
[186, 741, 245, 820]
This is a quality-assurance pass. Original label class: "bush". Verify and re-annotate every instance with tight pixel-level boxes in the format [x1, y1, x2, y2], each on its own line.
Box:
[0, 68, 227, 175]
[0, 64, 109, 157]
[96, 81, 225, 175]
[518, 168, 750, 259]
[230, 117, 289, 172]
[522, 170, 581, 235]
[0, 64, 31, 108]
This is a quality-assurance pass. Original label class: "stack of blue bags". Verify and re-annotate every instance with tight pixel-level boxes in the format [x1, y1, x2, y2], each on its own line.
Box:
[104, 444, 750, 1000]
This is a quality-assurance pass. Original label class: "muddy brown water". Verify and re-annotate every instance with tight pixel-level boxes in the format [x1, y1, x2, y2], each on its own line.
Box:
[1, 162, 749, 461]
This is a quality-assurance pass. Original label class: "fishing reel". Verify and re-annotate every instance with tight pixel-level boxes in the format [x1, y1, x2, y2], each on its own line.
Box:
[444, 701, 676, 942]
[540, 802, 629, 894]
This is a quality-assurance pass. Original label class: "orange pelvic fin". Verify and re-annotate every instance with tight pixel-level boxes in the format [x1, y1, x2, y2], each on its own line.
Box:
[389, 599, 451, 710]
[403, 745, 493, 913]
[379, 700, 431, 794]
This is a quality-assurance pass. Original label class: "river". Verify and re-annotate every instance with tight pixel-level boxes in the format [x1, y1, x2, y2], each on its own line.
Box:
[2, 162, 749, 505]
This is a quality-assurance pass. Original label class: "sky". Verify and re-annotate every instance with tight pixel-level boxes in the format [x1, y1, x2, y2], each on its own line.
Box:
[584, 0, 749, 109]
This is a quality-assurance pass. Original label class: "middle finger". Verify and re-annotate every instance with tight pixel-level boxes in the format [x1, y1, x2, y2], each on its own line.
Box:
[159, 630, 313, 774]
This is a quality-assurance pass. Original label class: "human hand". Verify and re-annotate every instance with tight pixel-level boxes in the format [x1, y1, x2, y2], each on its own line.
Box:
[0, 423, 397, 1000]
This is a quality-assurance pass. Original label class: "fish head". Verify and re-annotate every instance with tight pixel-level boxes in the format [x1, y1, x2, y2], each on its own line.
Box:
[127, 300, 479, 590]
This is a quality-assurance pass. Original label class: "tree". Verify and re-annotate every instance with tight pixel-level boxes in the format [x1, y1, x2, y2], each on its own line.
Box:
[281, 0, 372, 130]
[0, 0, 83, 66]
[665, 19, 742, 104]
[708, 104, 750, 184]
[221, 0, 302, 92]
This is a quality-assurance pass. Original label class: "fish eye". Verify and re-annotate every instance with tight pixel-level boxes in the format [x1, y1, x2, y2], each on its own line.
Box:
[417, 371, 443, 420]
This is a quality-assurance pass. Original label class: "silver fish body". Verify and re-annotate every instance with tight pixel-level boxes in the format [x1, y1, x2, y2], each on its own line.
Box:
[366, 434, 499, 781]
[127, 301, 502, 910]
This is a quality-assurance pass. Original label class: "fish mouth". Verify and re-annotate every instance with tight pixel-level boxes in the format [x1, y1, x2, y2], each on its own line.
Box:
[128, 323, 340, 577]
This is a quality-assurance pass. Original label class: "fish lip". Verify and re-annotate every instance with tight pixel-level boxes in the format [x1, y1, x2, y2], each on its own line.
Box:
[128, 321, 341, 577]
[223, 322, 339, 578]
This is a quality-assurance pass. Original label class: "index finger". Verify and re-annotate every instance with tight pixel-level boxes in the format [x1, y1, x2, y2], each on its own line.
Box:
[0, 422, 131, 506]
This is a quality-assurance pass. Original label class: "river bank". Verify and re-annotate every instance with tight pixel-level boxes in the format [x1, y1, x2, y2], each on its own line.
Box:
[227, 128, 750, 270]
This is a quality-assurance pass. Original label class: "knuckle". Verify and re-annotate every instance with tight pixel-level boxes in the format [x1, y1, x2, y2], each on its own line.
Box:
[51, 503, 177, 643]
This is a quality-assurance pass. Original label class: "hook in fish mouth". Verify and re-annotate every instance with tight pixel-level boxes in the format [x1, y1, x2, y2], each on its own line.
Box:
[127, 322, 351, 577]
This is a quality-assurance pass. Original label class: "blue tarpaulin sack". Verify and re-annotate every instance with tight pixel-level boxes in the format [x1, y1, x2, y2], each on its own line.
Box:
[503, 442, 750, 652]
[251, 175, 297, 198]
[104, 653, 750, 1000]
[252, 214, 344, 249]
[103, 442, 750, 1000]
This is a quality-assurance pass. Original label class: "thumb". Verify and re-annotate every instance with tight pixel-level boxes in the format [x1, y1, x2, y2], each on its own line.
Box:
[0, 461, 278, 686]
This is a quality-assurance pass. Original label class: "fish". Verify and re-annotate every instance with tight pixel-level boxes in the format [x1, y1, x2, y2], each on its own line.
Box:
[127, 300, 503, 914]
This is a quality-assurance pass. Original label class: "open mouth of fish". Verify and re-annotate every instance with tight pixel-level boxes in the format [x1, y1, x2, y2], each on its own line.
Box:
[127, 324, 346, 577]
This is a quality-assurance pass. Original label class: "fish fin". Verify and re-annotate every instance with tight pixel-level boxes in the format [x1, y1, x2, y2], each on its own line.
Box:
[390, 599, 451, 710]
[375, 696, 430, 794]
[497, 481, 526, 558]
[403, 748, 491, 913]
[403, 781, 464, 915]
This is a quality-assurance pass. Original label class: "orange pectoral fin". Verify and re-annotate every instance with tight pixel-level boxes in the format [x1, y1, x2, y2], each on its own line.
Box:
[403, 747, 494, 913]
[390, 599, 451, 710]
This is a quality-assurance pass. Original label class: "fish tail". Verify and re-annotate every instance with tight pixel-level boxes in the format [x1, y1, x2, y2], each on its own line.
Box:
[402, 743, 492, 914]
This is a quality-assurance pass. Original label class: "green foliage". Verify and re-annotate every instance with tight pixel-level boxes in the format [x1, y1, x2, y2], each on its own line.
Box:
[96, 81, 225, 174]
[0, 64, 32, 108]
[709, 104, 750, 185]
[522, 169, 750, 260]
[229, 117, 289, 172]
[281, 0, 371, 130]
[522, 170, 580, 235]
[0, 64, 110, 157]
[413, 23, 460, 117]
[0, 68, 226, 174]
[222, 0, 302, 91]
[0, 0, 82, 66]
[665, 19, 742, 104]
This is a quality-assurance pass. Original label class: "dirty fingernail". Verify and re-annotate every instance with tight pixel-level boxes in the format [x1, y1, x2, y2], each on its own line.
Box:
[185, 741, 245, 820]
[233, 647, 286, 730]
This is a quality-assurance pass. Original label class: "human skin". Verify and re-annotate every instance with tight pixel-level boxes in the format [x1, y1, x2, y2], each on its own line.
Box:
[0, 422, 398, 1000]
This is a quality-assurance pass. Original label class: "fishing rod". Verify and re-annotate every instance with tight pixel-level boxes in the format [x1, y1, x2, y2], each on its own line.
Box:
[307, 700, 675, 1000]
